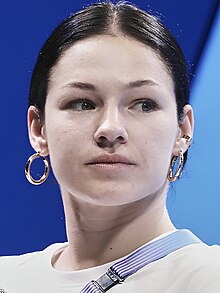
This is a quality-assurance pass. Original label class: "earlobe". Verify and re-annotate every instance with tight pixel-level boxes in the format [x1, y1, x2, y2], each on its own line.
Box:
[27, 106, 49, 156]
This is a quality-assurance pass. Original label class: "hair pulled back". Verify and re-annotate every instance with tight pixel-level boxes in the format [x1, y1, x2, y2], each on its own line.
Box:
[28, 1, 190, 166]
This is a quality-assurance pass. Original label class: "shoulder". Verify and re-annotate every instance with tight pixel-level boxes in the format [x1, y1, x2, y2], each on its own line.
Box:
[181, 242, 220, 264]
[172, 242, 220, 292]
[0, 242, 66, 284]
[0, 250, 41, 268]
[0, 242, 65, 267]
[171, 240, 220, 269]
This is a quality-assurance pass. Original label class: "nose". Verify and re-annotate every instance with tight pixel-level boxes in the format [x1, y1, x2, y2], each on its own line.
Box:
[94, 106, 128, 147]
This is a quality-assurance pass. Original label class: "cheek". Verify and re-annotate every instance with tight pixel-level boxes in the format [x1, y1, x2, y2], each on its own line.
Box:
[46, 131, 81, 188]
[137, 116, 178, 169]
[46, 112, 90, 147]
[45, 119, 81, 169]
[47, 129, 83, 158]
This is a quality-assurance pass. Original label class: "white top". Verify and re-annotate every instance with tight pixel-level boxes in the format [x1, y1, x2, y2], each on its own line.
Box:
[0, 230, 220, 293]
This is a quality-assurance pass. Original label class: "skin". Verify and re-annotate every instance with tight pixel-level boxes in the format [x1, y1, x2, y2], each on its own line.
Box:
[28, 34, 194, 271]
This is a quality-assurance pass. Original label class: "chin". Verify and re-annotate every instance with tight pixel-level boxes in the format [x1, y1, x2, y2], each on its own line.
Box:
[70, 185, 155, 207]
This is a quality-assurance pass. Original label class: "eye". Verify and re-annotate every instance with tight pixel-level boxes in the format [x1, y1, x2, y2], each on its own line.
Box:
[69, 99, 95, 111]
[132, 99, 158, 112]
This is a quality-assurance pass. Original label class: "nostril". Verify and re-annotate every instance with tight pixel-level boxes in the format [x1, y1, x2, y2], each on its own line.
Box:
[96, 135, 127, 148]
[94, 124, 128, 146]
[96, 138, 114, 148]
[96, 136, 108, 144]
[118, 136, 127, 143]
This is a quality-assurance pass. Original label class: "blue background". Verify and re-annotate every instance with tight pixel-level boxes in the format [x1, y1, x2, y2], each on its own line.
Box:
[1, 0, 219, 255]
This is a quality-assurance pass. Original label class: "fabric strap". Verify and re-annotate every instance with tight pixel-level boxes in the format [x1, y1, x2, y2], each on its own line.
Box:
[80, 229, 201, 293]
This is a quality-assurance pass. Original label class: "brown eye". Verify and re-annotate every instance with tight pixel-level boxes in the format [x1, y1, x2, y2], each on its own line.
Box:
[70, 100, 95, 111]
[133, 99, 158, 112]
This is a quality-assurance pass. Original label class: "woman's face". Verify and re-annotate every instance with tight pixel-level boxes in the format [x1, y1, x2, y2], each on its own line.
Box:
[31, 35, 189, 206]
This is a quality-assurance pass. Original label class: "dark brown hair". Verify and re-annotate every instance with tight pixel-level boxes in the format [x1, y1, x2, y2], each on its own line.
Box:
[28, 1, 190, 167]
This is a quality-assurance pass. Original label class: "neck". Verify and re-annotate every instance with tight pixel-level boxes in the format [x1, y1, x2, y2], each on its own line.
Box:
[53, 186, 175, 271]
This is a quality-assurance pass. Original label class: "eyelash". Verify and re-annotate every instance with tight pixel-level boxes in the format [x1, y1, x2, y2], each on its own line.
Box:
[66, 98, 158, 113]
[130, 99, 159, 112]
[67, 99, 96, 111]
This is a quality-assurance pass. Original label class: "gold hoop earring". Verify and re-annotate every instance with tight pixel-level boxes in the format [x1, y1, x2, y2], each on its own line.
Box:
[183, 134, 192, 147]
[25, 152, 50, 185]
[183, 134, 192, 143]
[167, 149, 184, 182]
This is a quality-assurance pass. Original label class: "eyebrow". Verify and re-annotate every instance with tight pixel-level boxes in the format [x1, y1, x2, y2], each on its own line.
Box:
[125, 79, 159, 89]
[62, 79, 159, 91]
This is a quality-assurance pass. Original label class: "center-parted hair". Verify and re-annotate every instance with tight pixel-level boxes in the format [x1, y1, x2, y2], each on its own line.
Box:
[28, 1, 190, 165]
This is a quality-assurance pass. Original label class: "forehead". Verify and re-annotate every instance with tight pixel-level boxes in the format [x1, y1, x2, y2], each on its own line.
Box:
[49, 35, 174, 92]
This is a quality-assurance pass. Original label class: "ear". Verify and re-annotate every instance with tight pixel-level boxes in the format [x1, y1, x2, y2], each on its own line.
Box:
[27, 106, 49, 156]
[173, 104, 194, 156]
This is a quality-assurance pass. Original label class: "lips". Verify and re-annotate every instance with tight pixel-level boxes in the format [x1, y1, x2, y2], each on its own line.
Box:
[87, 154, 136, 165]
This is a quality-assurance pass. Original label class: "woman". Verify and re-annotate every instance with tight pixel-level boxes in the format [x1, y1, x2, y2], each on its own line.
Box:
[0, 1, 220, 292]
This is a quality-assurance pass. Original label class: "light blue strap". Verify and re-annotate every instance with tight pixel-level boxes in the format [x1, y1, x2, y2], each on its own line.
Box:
[80, 229, 201, 292]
